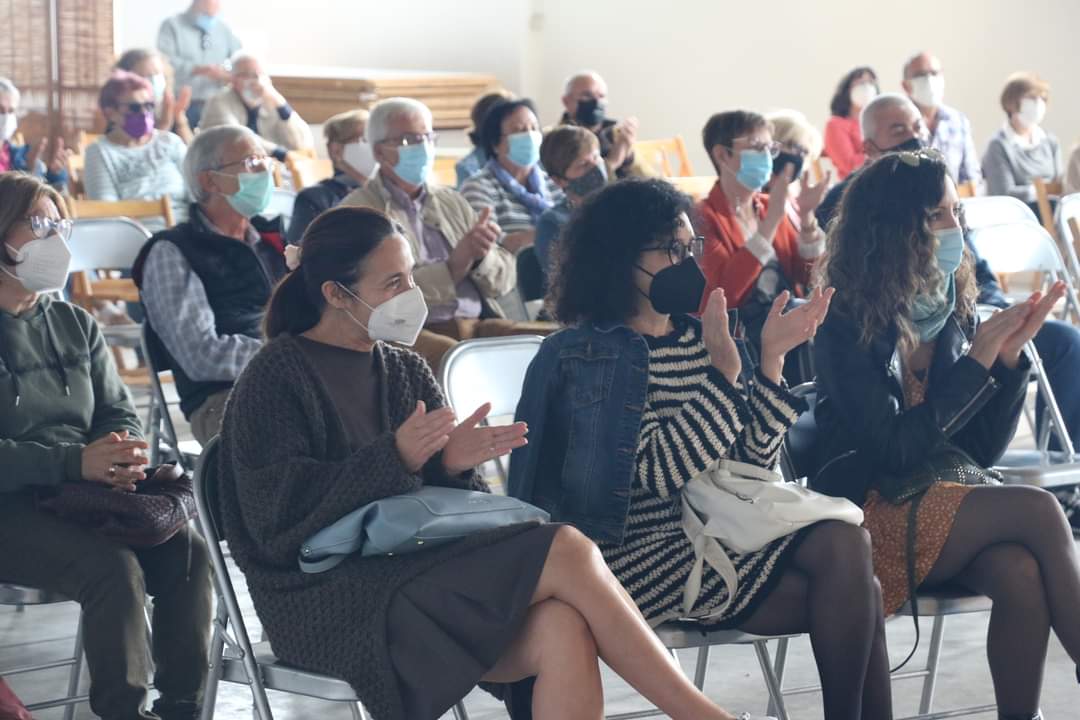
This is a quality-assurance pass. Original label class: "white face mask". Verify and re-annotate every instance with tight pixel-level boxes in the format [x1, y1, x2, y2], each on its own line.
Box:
[910, 74, 945, 109]
[1017, 97, 1047, 129]
[0, 112, 17, 143]
[1, 232, 73, 293]
[849, 82, 877, 109]
[337, 283, 428, 346]
[149, 73, 167, 105]
[342, 140, 378, 178]
[240, 82, 262, 107]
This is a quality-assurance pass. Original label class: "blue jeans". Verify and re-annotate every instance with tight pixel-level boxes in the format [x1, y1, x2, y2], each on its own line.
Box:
[1033, 319, 1080, 450]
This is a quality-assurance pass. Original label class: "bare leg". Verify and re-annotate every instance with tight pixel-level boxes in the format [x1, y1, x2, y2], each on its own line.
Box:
[921, 485, 1080, 663]
[529, 526, 738, 720]
[737, 521, 893, 720]
[483, 598, 604, 720]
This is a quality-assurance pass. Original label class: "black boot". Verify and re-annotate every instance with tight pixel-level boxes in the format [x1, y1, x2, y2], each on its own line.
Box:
[998, 712, 1042, 720]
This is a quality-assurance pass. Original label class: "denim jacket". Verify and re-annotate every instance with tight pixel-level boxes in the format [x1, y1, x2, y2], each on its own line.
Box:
[509, 315, 756, 543]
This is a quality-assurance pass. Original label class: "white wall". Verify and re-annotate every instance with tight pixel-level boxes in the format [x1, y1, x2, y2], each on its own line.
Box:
[117, 0, 1080, 172]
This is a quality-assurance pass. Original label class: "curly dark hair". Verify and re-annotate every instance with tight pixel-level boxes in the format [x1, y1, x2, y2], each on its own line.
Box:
[829, 66, 879, 118]
[548, 178, 692, 326]
[479, 98, 539, 158]
[816, 151, 976, 352]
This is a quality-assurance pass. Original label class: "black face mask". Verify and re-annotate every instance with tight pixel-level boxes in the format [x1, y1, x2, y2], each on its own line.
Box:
[574, 98, 606, 127]
[637, 257, 707, 315]
[772, 151, 804, 181]
[884, 135, 926, 153]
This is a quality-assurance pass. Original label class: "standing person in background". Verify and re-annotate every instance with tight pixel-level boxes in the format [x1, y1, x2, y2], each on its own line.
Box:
[456, 90, 512, 188]
[559, 70, 650, 178]
[157, 0, 241, 129]
[115, 48, 194, 145]
[824, 66, 879, 180]
[902, 52, 981, 187]
[0, 78, 68, 192]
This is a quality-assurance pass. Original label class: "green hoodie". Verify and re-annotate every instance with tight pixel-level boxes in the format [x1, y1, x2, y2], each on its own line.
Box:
[0, 295, 142, 493]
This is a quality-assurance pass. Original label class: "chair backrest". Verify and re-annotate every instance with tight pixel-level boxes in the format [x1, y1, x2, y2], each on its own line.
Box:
[968, 221, 1067, 275]
[961, 195, 1039, 230]
[1055, 193, 1080, 281]
[286, 154, 334, 190]
[779, 382, 819, 485]
[666, 175, 716, 200]
[432, 154, 458, 187]
[263, 188, 297, 230]
[439, 336, 544, 420]
[67, 217, 152, 273]
[194, 435, 225, 544]
[956, 180, 978, 198]
[634, 136, 694, 177]
[1034, 177, 1063, 237]
[71, 196, 174, 228]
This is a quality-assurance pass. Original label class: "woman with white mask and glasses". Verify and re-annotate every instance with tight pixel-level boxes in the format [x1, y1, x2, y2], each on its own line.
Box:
[220, 204, 777, 720]
[0, 77, 69, 191]
[0, 172, 213, 720]
[824, 66, 879, 179]
[983, 72, 1063, 216]
[461, 98, 563, 255]
[287, 108, 375, 245]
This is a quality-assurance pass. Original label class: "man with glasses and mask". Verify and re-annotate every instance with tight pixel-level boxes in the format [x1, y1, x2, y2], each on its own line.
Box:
[133, 125, 288, 444]
[559, 70, 649, 179]
[815, 92, 930, 228]
[901, 51, 981, 188]
[341, 97, 555, 373]
[696, 110, 829, 378]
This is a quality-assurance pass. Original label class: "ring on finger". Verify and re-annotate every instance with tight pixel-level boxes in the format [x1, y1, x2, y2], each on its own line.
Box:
[107, 465, 117, 478]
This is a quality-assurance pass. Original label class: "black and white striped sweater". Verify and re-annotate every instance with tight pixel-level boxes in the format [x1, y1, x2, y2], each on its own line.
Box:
[597, 319, 807, 624]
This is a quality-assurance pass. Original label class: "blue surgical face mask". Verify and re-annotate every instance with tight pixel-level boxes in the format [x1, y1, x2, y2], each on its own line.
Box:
[194, 13, 217, 33]
[912, 272, 956, 342]
[224, 170, 274, 217]
[507, 130, 542, 168]
[933, 227, 964, 276]
[736, 149, 773, 191]
[393, 143, 433, 186]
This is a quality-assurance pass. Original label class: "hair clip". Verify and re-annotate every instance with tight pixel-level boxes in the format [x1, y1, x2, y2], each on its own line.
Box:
[284, 244, 302, 271]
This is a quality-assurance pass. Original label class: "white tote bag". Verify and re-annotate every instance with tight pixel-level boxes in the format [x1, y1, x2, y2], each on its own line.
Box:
[680, 458, 863, 618]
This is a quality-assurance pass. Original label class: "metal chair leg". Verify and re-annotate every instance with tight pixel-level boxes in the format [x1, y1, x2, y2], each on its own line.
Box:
[918, 615, 947, 715]
[61, 612, 85, 720]
[693, 645, 711, 689]
[752, 640, 789, 720]
[767, 637, 790, 717]
[452, 700, 470, 719]
[200, 603, 228, 720]
[349, 702, 368, 720]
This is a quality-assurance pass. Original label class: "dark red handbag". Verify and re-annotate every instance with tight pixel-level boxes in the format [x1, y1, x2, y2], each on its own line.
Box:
[36, 464, 197, 547]
[0, 676, 32, 720]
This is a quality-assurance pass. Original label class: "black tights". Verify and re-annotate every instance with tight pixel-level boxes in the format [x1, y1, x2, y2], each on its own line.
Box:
[921, 485, 1080, 716]
[738, 520, 893, 720]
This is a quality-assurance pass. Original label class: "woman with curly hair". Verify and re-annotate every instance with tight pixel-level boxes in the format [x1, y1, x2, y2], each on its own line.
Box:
[814, 148, 1079, 720]
[511, 177, 893, 720]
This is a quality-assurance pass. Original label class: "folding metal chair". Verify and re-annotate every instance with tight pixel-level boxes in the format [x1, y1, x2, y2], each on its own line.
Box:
[961, 195, 1040, 231]
[194, 437, 469, 720]
[141, 322, 202, 470]
[262, 188, 297, 234]
[0, 584, 85, 720]
[1054, 192, 1080, 287]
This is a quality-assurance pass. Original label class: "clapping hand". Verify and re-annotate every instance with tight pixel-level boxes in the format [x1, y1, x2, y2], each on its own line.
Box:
[995, 281, 1066, 368]
[701, 288, 742, 385]
[442, 402, 529, 476]
[395, 401, 456, 473]
[759, 288, 835, 383]
[796, 168, 832, 220]
[449, 207, 501, 281]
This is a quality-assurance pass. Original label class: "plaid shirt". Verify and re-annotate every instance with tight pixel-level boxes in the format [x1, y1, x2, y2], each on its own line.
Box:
[929, 105, 981, 185]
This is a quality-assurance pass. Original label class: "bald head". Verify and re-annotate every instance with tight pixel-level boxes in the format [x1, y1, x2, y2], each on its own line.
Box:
[860, 93, 927, 158]
[562, 71, 608, 127]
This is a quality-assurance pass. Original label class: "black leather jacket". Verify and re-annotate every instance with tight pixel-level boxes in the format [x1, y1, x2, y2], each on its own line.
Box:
[811, 306, 1029, 504]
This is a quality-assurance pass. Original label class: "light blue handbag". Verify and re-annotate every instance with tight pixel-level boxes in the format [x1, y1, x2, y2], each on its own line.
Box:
[299, 486, 549, 573]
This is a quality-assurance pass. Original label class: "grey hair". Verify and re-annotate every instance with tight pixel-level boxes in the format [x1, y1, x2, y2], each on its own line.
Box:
[0, 77, 20, 105]
[365, 97, 432, 145]
[563, 70, 603, 97]
[183, 125, 259, 203]
[902, 51, 929, 80]
[860, 92, 920, 140]
[228, 50, 259, 70]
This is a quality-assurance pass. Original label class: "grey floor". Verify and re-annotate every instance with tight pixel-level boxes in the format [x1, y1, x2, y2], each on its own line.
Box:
[3, 380, 1079, 719]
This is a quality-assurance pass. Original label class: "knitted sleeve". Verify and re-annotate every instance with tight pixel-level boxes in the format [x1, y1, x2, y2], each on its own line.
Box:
[731, 370, 807, 468]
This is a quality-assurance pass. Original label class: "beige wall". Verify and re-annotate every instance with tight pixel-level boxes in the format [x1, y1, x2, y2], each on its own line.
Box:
[118, 0, 1080, 173]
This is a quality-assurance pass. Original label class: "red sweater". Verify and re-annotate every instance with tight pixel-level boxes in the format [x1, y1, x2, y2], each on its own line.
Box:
[824, 115, 865, 180]
[696, 180, 813, 310]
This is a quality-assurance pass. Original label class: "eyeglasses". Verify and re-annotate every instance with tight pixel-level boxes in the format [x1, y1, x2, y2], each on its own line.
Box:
[642, 235, 704, 264]
[727, 140, 782, 158]
[24, 216, 72, 240]
[121, 101, 155, 115]
[212, 155, 276, 173]
[378, 132, 438, 147]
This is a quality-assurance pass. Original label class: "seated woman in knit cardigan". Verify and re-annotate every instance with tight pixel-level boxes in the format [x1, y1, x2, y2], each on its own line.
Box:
[510, 178, 893, 720]
[217, 205, 771, 720]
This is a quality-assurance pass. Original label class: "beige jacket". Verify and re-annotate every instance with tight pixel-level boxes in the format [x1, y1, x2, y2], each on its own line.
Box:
[199, 88, 315, 155]
[341, 173, 517, 315]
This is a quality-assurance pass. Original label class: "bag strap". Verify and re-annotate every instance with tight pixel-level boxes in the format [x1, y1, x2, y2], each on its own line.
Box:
[716, 457, 782, 483]
[891, 493, 925, 673]
[680, 492, 738, 619]
[299, 551, 346, 574]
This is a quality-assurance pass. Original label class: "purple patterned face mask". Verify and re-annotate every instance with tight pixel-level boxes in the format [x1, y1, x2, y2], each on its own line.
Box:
[122, 110, 154, 140]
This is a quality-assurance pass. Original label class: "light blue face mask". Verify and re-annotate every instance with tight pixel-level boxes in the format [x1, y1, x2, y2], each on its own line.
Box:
[193, 13, 217, 33]
[736, 149, 773, 191]
[933, 227, 964, 275]
[507, 130, 542, 168]
[912, 272, 956, 342]
[224, 170, 274, 217]
[393, 143, 433, 186]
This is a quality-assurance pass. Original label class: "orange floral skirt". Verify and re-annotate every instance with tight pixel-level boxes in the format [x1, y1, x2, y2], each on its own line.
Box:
[863, 482, 977, 614]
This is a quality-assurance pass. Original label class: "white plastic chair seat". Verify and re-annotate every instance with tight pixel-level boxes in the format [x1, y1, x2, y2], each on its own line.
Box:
[439, 336, 545, 420]
[67, 217, 152, 273]
[961, 196, 1039, 230]
[218, 641, 361, 702]
[654, 621, 798, 649]
[968, 222, 1065, 275]
[897, 588, 992, 617]
[262, 188, 297, 232]
[0, 583, 71, 605]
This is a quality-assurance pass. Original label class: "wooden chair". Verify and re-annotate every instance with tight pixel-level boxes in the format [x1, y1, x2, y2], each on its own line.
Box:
[666, 175, 716, 201]
[74, 130, 101, 155]
[1034, 177, 1063, 238]
[285, 153, 334, 190]
[633, 136, 693, 177]
[433, 154, 458, 187]
[70, 196, 175, 229]
[956, 180, 978, 198]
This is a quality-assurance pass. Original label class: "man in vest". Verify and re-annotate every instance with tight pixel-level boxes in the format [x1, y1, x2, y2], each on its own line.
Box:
[134, 125, 286, 444]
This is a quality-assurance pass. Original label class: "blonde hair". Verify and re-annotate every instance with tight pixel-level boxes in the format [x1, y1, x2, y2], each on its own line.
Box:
[0, 172, 68, 266]
[766, 109, 823, 160]
[323, 109, 370, 145]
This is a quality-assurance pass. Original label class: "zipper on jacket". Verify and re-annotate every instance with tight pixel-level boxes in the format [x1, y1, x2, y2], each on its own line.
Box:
[942, 376, 996, 435]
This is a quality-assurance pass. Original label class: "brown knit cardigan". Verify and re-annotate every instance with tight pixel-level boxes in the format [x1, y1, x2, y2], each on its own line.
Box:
[217, 335, 536, 720]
